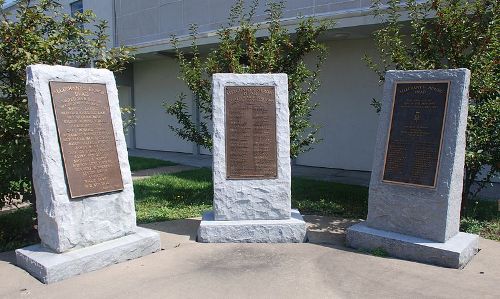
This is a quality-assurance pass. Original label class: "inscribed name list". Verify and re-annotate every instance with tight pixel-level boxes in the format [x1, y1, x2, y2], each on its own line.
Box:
[225, 86, 277, 179]
[383, 82, 449, 187]
[49, 82, 124, 198]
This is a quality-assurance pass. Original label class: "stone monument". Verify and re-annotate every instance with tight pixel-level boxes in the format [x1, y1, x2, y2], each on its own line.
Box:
[346, 69, 479, 268]
[198, 73, 307, 243]
[16, 65, 161, 283]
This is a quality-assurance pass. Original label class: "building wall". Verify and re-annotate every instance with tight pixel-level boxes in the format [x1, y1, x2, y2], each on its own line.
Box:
[131, 37, 382, 171]
[61, 0, 115, 48]
[115, 0, 375, 49]
[5, 0, 383, 171]
[118, 86, 133, 147]
[133, 57, 194, 153]
[4, 0, 113, 36]
[295, 37, 381, 171]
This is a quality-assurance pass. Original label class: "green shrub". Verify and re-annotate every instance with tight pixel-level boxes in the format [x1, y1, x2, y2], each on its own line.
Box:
[0, 208, 37, 252]
[165, 0, 334, 158]
[365, 0, 499, 214]
[0, 0, 134, 209]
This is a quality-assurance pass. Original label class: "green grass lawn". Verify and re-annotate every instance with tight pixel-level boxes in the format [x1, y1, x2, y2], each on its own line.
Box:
[461, 200, 500, 241]
[134, 168, 369, 223]
[134, 169, 213, 223]
[128, 156, 176, 171]
[1, 168, 498, 252]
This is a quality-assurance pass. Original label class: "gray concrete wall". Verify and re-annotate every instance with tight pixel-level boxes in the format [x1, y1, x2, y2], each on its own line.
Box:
[133, 57, 194, 153]
[3, 0, 115, 48]
[115, 0, 375, 49]
[295, 37, 381, 170]
[60, 0, 115, 48]
[131, 37, 382, 171]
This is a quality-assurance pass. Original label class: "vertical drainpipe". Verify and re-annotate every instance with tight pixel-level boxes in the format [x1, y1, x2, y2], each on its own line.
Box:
[192, 93, 201, 156]
[130, 65, 137, 149]
[113, 0, 136, 149]
[112, 0, 118, 47]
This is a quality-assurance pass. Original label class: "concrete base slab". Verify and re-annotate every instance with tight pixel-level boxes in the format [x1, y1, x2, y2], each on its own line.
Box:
[346, 222, 479, 268]
[198, 209, 307, 243]
[15, 227, 161, 284]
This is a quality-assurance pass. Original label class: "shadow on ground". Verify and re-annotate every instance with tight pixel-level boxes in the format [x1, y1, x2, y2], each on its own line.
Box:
[0, 250, 16, 264]
[304, 215, 361, 247]
[140, 218, 202, 248]
[139, 214, 362, 250]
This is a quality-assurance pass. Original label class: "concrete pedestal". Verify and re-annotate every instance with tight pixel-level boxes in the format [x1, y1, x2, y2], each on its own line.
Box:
[346, 222, 479, 269]
[16, 227, 161, 284]
[198, 209, 307, 243]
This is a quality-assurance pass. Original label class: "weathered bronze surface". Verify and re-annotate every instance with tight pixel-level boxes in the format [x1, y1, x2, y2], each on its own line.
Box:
[225, 86, 277, 179]
[383, 81, 450, 187]
[49, 82, 124, 198]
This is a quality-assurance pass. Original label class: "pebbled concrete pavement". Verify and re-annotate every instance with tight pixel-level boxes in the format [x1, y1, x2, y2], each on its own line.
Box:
[128, 149, 499, 198]
[1, 215, 499, 299]
[131, 165, 197, 181]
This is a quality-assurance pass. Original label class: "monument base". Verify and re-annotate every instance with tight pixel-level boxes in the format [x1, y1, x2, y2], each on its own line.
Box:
[346, 222, 479, 269]
[198, 209, 307, 243]
[16, 227, 161, 284]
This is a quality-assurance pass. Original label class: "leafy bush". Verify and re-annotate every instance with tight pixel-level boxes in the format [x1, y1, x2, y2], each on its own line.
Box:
[460, 199, 499, 241]
[0, 0, 134, 209]
[365, 0, 499, 213]
[0, 207, 38, 252]
[165, 0, 334, 157]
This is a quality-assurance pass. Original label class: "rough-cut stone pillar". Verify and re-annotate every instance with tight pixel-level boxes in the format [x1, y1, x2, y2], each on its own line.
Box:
[346, 69, 478, 268]
[198, 73, 307, 243]
[16, 65, 161, 283]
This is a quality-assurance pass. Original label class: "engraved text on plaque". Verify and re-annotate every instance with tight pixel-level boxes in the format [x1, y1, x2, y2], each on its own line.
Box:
[225, 86, 277, 179]
[50, 82, 124, 198]
[383, 81, 449, 187]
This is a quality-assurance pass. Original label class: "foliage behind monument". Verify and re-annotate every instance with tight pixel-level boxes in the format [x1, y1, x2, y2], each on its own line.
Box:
[365, 0, 499, 212]
[0, 0, 134, 208]
[165, 0, 333, 158]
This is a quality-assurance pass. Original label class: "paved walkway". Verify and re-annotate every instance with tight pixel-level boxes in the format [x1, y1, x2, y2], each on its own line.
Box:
[128, 148, 371, 186]
[1, 216, 499, 299]
[128, 149, 212, 168]
[131, 165, 197, 180]
[129, 148, 499, 197]
[0, 200, 29, 215]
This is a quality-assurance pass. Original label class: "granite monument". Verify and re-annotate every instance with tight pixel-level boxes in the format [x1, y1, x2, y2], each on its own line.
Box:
[198, 73, 307, 243]
[346, 69, 478, 268]
[16, 65, 161, 283]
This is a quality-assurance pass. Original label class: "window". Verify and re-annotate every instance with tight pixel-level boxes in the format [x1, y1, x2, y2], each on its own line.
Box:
[70, 0, 83, 17]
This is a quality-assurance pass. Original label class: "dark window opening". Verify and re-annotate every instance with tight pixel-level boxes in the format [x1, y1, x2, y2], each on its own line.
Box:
[70, 0, 83, 17]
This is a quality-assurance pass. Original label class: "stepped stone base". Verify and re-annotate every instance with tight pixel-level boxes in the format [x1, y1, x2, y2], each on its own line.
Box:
[16, 227, 161, 284]
[198, 209, 307, 243]
[346, 222, 479, 269]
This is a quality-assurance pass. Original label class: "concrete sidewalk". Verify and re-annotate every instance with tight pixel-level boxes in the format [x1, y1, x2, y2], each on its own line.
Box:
[128, 148, 372, 186]
[2, 216, 499, 299]
[128, 148, 499, 197]
[131, 165, 197, 180]
[128, 148, 212, 168]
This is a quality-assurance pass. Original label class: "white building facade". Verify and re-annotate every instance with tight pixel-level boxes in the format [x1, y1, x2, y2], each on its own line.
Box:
[8, 0, 391, 172]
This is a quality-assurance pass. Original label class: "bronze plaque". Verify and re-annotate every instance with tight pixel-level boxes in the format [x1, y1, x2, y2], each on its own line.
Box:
[225, 86, 277, 179]
[382, 81, 450, 187]
[49, 82, 124, 198]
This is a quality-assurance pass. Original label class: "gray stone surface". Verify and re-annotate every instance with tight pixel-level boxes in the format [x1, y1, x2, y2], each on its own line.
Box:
[347, 69, 478, 268]
[22, 64, 161, 284]
[211, 73, 291, 221]
[26, 64, 136, 253]
[116, 0, 375, 47]
[198, 209, 307, 243]
[346, 222, 479, 269]
[15, 227, 161, 284]
[2, 216, 499, 298]
[367, 69, 471, 242]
